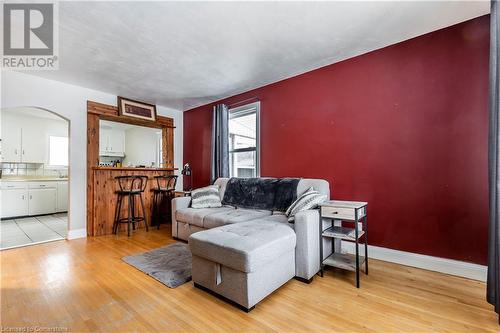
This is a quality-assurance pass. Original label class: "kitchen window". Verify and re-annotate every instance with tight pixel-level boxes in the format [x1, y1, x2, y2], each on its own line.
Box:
[228, 101, 260, 178]
[48, 136, 69, 166]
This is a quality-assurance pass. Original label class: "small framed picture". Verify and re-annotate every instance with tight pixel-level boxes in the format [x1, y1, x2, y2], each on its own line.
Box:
[118, 96, 157, 121]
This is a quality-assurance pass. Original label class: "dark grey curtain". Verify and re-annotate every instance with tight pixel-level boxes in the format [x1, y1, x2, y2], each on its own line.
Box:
[488, 0, 500, 321]
[210, 104, 229, 184]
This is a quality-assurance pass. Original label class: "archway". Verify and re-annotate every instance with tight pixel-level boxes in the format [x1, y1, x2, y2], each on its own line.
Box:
[1, 106, 70, 250]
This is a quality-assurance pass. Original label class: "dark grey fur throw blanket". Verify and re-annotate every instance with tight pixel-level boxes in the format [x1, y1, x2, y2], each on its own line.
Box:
[222, 178, 300, 211]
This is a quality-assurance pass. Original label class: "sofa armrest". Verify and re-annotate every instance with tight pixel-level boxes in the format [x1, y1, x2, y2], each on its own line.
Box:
[171, 196, 191, 238]
[293, 209, 333, 280]
[293, 209, 321, 280]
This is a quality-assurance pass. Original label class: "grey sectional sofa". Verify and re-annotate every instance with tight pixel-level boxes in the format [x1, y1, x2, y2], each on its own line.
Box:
[172, 177, 333, 281]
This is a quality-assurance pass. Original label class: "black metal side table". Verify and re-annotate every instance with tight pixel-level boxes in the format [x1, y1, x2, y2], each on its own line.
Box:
[318, 200, 368, 288]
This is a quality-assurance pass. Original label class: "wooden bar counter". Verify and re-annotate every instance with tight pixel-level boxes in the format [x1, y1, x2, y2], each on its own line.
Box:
[89, 167, 177, 236]
[86, 100, 177, 236]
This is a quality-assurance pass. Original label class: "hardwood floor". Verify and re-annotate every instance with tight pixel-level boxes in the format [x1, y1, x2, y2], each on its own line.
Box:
[1, 227, 497, 332]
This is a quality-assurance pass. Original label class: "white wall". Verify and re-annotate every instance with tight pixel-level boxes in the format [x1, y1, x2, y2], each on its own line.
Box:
[123, 126, 161, 167]
[157, 105, 183, 179]
[1, 70, 184, 237]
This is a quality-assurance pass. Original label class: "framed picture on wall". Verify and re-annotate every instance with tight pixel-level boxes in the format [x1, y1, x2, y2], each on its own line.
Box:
[118, 96, 157, 121]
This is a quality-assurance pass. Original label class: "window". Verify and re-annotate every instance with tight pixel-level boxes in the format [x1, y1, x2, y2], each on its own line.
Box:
[48, 136, 69, 166]
[228, 102, 260, 178]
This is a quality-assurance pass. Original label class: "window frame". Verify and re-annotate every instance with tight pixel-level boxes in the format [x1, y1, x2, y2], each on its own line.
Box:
[228, 101, 260, 178]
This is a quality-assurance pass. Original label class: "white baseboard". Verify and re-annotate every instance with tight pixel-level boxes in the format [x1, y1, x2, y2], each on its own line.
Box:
[67, 228, 87, 240]
[341, 241, 487, 282]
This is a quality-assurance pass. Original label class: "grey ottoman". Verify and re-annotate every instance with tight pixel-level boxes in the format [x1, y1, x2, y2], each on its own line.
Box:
[188, 221, 296, 312]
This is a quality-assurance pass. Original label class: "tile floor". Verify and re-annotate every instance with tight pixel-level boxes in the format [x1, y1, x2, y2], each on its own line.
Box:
[0, 213, 67, 250]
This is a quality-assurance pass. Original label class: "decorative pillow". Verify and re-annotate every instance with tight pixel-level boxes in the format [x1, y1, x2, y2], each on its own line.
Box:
[191, 185, 222, 209]
[285, 187, 327, 222]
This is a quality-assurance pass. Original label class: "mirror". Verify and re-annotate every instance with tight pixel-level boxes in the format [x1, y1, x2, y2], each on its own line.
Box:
[99, 120, 162, 167]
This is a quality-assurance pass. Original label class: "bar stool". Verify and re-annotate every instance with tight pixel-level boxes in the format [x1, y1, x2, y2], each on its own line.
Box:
[113, 175, 149, 236]
[151, 175, 178, 229]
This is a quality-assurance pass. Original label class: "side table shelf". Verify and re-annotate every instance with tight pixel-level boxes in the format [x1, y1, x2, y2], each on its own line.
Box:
[323, 252, 366, 272]
[322, 226, 365, 241]
[319, 200, 368, 288]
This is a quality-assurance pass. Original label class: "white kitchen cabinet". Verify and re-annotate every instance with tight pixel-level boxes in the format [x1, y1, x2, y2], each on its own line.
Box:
[1, 181, 65, 218]
[99, 128, 125, 156]
[28, 188, 56, 216]
[99, 128, 109, 155]
[20, 123, 46, 163]
[1, 121, 22, 162]
[1, 187, 29, 218]
[108, 129, 125, 154]
[1, 127, 45, 163]
[56, 181, 68, 212]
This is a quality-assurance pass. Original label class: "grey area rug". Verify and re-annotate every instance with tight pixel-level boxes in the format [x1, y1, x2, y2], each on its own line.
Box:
[122, 243, 192, 288]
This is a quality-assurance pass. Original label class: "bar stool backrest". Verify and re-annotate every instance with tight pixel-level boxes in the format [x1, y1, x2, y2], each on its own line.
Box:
[154, 175, 178, 191]
[115, 175, 148, 193]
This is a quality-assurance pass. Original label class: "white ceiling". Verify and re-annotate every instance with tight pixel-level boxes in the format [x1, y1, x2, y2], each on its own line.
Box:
[27, 1, 490, 111]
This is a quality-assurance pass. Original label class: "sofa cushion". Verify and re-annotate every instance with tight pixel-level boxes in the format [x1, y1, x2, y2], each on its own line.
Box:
[191, 185, 222, 209]
[260, 213, 289, 224]
[258, 214, 295, 231]
[203, 208, 272, 229]
[189, 221, 296, 273]
[214, 178, 229, 200]
[176, 207, 234, 228]
[286, 187, 327, 222]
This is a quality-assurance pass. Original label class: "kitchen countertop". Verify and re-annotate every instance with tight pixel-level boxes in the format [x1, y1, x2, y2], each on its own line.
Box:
[1, 177, 68, 182]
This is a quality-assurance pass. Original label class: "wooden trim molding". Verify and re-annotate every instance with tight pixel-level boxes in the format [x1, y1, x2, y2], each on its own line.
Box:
[86, 100, 175, 236]
[87, 101, 174, 128]
[87, 101, 118, 116]
[157, 116, 174, 128]
[86, 112, 99, 236]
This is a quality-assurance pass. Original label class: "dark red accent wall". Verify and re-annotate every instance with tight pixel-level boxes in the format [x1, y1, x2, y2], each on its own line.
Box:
[183, 16, 490, 265]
